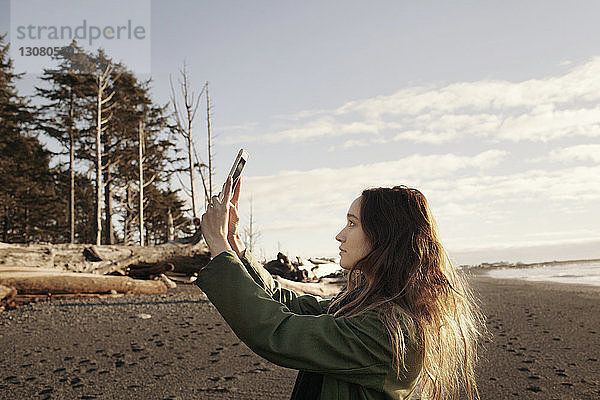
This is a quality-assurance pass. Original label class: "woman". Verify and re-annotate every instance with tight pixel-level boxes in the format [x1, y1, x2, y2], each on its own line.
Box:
[198, 176, 483, 400]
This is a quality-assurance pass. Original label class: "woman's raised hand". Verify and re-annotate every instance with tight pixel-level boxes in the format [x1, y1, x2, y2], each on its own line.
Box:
[201, 176, 233, 258]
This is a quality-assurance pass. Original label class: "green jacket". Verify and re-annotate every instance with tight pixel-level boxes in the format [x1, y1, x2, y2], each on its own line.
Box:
[196, 250, 422, 400]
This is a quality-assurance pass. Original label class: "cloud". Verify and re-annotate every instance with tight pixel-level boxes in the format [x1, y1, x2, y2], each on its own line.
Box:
[429, 165, 600, 204]
[339, 136, 388, 149]
[223, 57, 600, 145]
[218, 122, 260, 133]
[237, 155, 600, 255]
[271, 108, 328, 121]
[221, 117, 383, 144]
[238, 149, 507, 230]
[548, 144, 600, 163]
[497, 106, 600, 142]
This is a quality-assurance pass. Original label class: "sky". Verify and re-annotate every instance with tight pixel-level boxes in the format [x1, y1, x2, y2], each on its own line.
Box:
[1, 0, 599, 264]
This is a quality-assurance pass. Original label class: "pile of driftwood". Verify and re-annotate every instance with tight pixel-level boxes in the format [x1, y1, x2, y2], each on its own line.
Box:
[0, 237, 346, 311]
[264, 252, 344, 282]
[0, 235, 210, 310]
[263, 253, 346, 298]
[264, 252, 310, 282]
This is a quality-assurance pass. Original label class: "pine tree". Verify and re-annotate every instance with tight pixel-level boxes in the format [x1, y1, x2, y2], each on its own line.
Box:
[139, 185, 189, 245]
[0, 34, 61, 242]
[36, 41, 96, 243]
[51, 166, 96, 243]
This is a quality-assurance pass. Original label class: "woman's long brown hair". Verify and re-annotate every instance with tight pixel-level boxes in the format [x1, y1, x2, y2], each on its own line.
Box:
[327, 186, 484, 400]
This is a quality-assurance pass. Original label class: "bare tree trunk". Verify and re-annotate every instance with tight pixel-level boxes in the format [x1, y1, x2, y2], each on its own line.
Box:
[124, 185, 134, 245]
[206, 82, 213, 199]
[192, 147, 210, 209]
[104, 168, 115, 245]
[95, 75, 103, 245]
[2, 205, 8, 242]
[187, 123, 197, 218]
[243, 194, 261, 253]
[24, 207, 29, 241]
[123, 208, 130, 245]
[144, 223, 150, 246]
[138, 119, 144, 246]
[169, 64, 205, 219]
[95, 64, 114, 245]
[69, 90, 75, 244]
[167, 208, 174, 242]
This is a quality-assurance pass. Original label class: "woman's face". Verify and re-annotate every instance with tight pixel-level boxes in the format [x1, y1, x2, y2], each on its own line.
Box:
[335, 196, 372, 270]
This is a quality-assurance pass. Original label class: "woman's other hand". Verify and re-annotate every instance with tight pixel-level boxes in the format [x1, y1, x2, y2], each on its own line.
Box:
[227, 177, 241, 238]
[201, 176, 233, 258]
[227, 178, 246, 258]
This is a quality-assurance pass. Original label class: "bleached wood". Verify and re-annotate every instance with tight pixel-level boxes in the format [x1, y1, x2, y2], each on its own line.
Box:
[0, 271, 167, 295]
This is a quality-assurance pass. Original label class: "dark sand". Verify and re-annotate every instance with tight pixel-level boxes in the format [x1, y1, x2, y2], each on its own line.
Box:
[1, 276, 599, 399]
[472, 276, 600, 399]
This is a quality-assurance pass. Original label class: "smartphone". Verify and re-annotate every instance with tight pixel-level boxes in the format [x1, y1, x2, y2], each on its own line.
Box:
[228, 149, 249, 189]
[218, 149, 249, 201]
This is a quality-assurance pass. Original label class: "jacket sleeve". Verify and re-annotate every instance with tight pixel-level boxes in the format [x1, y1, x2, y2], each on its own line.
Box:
[239, 250, 332, 315]
[197, 251, 391, 389]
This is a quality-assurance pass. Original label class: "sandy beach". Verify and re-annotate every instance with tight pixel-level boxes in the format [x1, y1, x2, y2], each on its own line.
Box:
[1, 275, 599, 400]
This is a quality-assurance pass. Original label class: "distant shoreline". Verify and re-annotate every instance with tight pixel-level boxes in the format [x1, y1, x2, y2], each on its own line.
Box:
[462, 257, 600, 270]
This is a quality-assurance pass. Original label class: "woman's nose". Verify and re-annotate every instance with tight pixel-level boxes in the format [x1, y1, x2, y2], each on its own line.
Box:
[335, 230, 344, 242]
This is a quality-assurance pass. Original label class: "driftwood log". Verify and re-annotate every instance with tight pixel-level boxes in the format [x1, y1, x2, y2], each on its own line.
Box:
[122, 262, 175, 279]
[0, 284, 17, 310]
[308, 257, 337, 265]
[0, 284, 15, 300]
[273, 275, 344, 298]
[0, 269, 167, 295]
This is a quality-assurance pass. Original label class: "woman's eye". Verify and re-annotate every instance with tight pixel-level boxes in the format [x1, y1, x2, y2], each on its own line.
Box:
[348, 220, 355, 226]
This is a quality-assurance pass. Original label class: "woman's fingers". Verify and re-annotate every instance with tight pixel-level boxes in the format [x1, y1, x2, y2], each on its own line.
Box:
[222, 176, 233, 203]
[232, 177, 242, 208]
[229, 202, 240, 221]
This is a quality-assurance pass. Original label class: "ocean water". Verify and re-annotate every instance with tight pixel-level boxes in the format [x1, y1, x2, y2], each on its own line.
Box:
[484, 260, 600, 287]
[300, 259, 600, 287]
